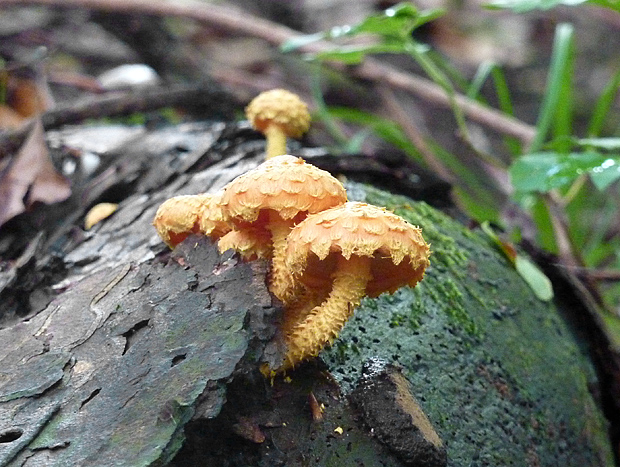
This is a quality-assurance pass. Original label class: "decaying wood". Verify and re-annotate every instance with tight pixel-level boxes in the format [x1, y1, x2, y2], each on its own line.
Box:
[0, 122, 269, 465]
[0, 120, 615, 466]
[0, 236, 276, 465]
[0, 123, 438, 466]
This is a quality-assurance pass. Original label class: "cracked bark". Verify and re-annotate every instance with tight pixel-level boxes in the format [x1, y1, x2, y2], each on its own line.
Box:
[0, 123, 422, 467]
[0, 120, 613, 467]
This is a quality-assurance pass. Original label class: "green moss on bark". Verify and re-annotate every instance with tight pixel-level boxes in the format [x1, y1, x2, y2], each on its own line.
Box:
[321, 183, 614, 467]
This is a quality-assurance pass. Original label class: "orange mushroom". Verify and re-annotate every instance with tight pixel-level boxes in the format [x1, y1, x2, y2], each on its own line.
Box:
[219, 155, 347, 304]
[153, 192, 230, 248]
[217, 228, 272, 261]
[245, 89, 311, 159]
[273, 201, 430, 373]
[197, 191, 231, 238]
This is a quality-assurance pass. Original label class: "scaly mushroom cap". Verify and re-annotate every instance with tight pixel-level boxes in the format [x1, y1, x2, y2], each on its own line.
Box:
[154, 195, 203, 248]
[220, 155, 347, 226]
[153, 192, 230, 248]
[285, 202, 430, 297]
[197, 191, 231, 238]
[218, 228, 272, 261]
[245, 89, 311, 139]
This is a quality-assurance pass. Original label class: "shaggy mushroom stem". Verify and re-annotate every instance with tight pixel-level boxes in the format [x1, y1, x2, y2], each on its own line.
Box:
[281, 255, 372, 371]
[263, 125, 287, 159]
[280, 288, 328, 337]
[267, 211, 299, 304]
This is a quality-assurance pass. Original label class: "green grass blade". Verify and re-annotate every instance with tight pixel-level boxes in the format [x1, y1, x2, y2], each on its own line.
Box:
[467, 60, 496, 100]
[309, 73, 349, 145]
[529, 23, 575, 153]
[551, 31, 574, 153]
[490, 66, 521, 155]
[491, 66, 514, 117]
[324, 106, 424, 161]
[588, 67, 620, 137]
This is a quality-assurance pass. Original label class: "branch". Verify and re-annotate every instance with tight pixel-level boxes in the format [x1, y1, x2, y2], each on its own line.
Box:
[0, 0, 537, 145]
[0, 84, 232, 160]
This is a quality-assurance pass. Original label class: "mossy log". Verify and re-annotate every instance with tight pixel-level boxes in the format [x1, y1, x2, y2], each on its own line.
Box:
[0, 122, 614, 466]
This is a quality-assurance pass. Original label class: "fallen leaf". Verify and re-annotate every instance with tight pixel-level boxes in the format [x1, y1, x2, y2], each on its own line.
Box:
[7, 67, 54, 118]
[481, 221, 554, 301]
[0, 104, 27, 130]
[0, 119, 71, 226]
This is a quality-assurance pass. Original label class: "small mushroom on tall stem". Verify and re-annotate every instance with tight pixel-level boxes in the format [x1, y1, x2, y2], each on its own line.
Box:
[245, 89, 311, 159]
[272, 202, 430, 373]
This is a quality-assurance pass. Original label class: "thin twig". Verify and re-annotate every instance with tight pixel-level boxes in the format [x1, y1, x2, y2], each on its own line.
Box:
[587, 269, 620, 282]
[0, 84, 233, 158]
[0, 0, 537, 145]
[544, 192, 583, 269]
[40, 84, 233, 128]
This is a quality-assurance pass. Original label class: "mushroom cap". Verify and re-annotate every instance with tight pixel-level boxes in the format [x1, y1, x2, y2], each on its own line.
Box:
[245, 89, 311, 138]
[285, 202, 430, 297]
[153, 195, 204, 247]
[220, 155, 347, 226]
[218, 228, 272, 261]
[153, 192, 230, 248]
[197, 191, 231, 238]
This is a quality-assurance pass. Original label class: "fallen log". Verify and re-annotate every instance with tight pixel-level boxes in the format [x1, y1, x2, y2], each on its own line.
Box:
[0, 121, 614, 466]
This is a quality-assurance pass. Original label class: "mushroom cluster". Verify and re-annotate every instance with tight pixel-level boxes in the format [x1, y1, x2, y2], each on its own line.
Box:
[153, 91, 430, 374]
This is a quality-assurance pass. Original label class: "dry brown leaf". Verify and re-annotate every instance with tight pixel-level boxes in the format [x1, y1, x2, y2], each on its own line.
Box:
[7, 71, 54, 118]
[0, 104, 27, 130]
[0, 119, 71, 226]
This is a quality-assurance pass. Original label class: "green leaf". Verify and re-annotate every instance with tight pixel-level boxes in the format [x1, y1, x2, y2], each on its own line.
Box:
[480, 222, 517, 261]
[467, 61, 496, 100]
[589, 159, 620, 190]
[587, 67, 620, 136]
[576, 138, 620, 151]
[312, 43, 411, 64]
[510, 152, 620, 192]
[348, 3, 443, 39]
[485, 0, 586, 13]
[588, 0, 620, 13]
[428, 143, 503, 222]
[341, 130, 371, 154]
[282, 3, 444, 58]
[529, 196, 559, 254]
[324, 106, 420, 156]
[280, 32, 326, 53]
[486, 0, 620, 14]
[514, 255, 554, 301]
[480, 222, 554, 301]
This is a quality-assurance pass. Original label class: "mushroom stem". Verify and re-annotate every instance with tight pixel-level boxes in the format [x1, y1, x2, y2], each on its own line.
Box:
[268, 212, 299, 305]
[281, 288, 328, 337]
[263, 124, 287, 159]
[281, 255, 372, 371]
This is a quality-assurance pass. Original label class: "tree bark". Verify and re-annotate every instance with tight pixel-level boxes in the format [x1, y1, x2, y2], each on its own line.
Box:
[0, 120, 614, 466]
